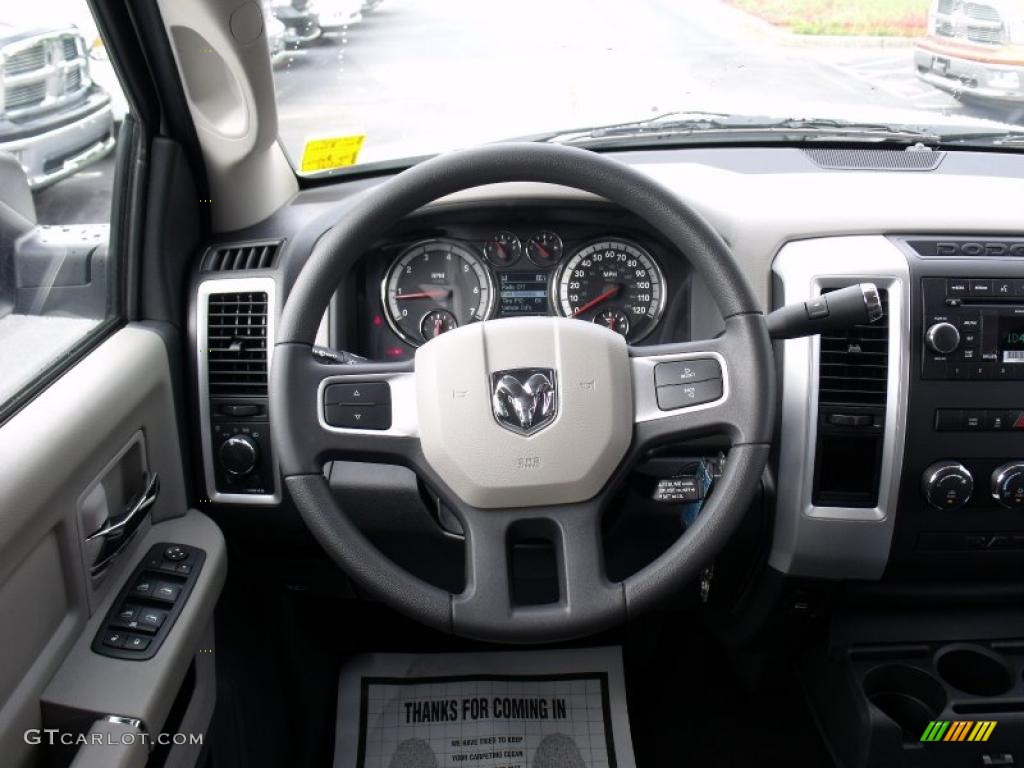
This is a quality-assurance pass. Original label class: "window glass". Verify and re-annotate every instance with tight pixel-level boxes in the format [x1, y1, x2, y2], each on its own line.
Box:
[270, 0, 1022, 177]
[0, 0, 127, 411]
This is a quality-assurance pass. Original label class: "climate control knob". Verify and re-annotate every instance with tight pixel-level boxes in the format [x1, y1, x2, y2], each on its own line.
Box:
[922, 461, 973, 510]
[219, 434, 258, 476]
[925, 322, 960, 355]
[991, 462, 1024, 509]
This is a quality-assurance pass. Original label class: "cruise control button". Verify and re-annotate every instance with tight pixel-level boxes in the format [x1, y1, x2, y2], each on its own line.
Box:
[654, 359, 721, 387]
[324, 404, 392, 430]
[656, 378, 723, 410]
[324, 382, 391, 406]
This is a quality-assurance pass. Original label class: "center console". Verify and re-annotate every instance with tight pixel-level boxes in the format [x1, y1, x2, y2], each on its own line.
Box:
[888, 237, 1024, 581]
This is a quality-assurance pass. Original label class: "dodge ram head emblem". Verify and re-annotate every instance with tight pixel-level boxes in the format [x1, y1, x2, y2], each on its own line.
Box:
[491, 368, 557, 435]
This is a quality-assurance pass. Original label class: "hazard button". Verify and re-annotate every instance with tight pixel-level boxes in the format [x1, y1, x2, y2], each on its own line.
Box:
[1011, 411, 1024, 430]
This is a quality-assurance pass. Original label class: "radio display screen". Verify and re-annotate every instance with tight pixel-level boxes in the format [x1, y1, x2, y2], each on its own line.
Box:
[1001, 315, 1024, 363]
[499, 271, 550, 316]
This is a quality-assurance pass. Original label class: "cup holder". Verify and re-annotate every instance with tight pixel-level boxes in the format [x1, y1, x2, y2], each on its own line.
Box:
[863, 664, 947, 741]
[936, 646, 1013, 697]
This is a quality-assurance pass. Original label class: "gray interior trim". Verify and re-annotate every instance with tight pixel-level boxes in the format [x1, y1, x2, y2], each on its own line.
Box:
[67, 718, 147, 768]
[769, 236, 910, 579]
[196, 276, 280, 504]
[42, 510, 226, 745]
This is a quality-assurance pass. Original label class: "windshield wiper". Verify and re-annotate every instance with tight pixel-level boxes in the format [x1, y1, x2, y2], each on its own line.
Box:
[534, 112, 943, 148]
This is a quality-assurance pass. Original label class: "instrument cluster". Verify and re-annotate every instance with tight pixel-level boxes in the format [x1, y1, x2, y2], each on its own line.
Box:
[377, 228, 669, 349]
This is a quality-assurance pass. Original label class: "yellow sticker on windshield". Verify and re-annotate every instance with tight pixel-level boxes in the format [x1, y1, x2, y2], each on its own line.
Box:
[300, 135, 365, 172]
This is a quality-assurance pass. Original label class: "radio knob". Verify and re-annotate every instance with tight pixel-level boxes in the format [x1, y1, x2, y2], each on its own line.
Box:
[922, 461, 973, 510]
[925, 322, 960, 355]
[991, 462, 1024, 509]
[219, 434, 259, 476]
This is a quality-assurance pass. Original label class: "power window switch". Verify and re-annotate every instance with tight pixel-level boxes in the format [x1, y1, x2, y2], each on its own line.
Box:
[138, 609, 166, 633]
[152, 582, 181, 604]
[130, 578, 155, 598]
[101, 630, 127, 649]
[123, 635, 151, 652]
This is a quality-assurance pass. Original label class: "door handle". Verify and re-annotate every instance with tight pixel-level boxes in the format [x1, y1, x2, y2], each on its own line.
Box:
[86, 472, 160, 543]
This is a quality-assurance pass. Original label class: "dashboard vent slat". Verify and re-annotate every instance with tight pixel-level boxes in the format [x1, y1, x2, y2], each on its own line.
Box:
[201, 241, 281, 272]
[803, 148, 943, 172]
[206, 292, 269, 396]
[817, 289, 890, 407]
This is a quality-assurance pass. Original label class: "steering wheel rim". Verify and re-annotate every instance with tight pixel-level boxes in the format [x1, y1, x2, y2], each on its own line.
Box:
[270, 143, 775, 643]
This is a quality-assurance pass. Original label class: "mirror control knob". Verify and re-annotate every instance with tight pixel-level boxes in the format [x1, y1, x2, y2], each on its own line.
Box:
[925, 322, 960, 355]
[991, 462, 1024, 509]
[922, 461, 973, 510]
[219, 434, 258, 476]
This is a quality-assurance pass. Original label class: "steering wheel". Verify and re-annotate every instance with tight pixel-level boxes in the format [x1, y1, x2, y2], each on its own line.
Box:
[270, 143, 774, 643]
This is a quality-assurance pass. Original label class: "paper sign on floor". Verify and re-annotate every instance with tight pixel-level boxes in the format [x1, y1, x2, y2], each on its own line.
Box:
[334, 647, 635, 768]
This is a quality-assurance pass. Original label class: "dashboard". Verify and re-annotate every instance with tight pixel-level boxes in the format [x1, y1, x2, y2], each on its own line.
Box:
[190, 145, 1024, 587]
[353, 205, 691, 360]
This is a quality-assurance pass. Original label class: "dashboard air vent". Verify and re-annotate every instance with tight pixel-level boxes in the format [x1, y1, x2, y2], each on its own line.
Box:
[803, 148, 943, 172]
[201, 241, 280, 272]
[818, 289, 889, 406]
[206, 292, 269, 396]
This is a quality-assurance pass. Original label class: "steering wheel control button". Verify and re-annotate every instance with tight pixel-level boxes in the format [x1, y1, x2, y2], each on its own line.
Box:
[654, 358, 721, 387]
[922, 461, 974, 510]
[324, 381, 391, 406]
[325, 404, 392, 430]
[656, 377, 723, 411]
[991, 462, 1024, 509]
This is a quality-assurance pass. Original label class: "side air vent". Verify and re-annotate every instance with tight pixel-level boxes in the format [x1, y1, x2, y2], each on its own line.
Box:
[201, 240, 281, 272]
[818, 289, 890, 406]
[206, 292, 268, 396]
[803, 148, 943, 172]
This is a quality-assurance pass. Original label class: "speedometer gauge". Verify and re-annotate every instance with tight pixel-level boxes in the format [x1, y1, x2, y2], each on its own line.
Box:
[382, 240, 495, 346]
[554, 239, 666, 343]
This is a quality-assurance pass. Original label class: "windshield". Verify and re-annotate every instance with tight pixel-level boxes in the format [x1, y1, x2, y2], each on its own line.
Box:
[270, 0, 1024, 175]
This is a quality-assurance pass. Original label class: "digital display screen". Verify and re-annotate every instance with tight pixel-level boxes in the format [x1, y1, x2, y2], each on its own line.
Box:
[499, 271, 549, 316]
[1000, 315, 1024, 363]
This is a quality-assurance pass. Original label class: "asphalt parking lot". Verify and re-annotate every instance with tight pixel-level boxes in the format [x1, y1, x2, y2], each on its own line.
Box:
[34, 0, 1013, 224]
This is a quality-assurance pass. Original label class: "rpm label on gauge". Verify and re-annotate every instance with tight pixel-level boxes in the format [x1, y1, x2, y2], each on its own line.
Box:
[383, 239, 495, 346]
[555, 239, 666, 342]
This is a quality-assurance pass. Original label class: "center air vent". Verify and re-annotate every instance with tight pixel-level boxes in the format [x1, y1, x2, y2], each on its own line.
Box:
[813, 288, 890, 508]
[206, 292, 268, 396]
[818, 289, 890, 406]
[201, 241, 281, 272]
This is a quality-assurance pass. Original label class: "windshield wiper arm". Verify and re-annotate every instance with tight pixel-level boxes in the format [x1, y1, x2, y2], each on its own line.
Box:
[537, 112, 942, 147]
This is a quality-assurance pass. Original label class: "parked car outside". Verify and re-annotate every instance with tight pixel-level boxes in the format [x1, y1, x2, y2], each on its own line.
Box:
[0, 23, 115, 190]
[317, 0, 364, 33]
[915, 0, 1024, 109]
[270, 0, 322, 46]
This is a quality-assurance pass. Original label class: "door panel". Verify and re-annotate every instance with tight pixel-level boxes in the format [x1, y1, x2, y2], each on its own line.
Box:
[0, 324, 208, 767]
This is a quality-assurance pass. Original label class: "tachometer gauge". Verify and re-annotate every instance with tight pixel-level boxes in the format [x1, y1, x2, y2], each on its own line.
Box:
[554, 239, 666, 343]
[483, 231, 522, 266]
[526, 231, 563, 267]
[383, 240, 495, 346]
